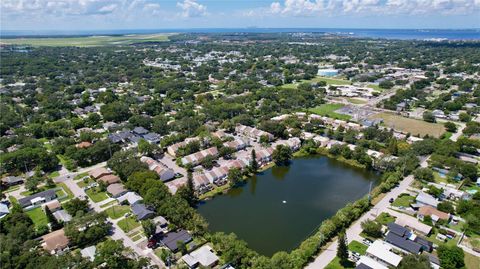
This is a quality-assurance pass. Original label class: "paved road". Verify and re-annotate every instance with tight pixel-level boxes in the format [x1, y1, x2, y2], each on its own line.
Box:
[305, 158, 428, 269]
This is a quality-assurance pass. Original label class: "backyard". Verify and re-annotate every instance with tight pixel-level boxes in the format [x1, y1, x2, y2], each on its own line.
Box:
[26, 207, 48, 229]
[369, 112, 445, 138]
[308, 104, 351, 121]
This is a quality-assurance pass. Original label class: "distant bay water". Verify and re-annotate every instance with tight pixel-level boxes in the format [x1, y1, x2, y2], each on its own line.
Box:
[1, 28, 479, 40]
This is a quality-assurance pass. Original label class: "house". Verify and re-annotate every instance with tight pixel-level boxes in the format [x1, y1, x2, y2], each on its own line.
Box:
[133, 126, 149, 136]
[365, 240, 403, 268]
[53, 209, 73, 223]
[117, 191, 142, 205]
[356, 256, 388, 269]
[89, 167, 111, 179]
[415, 192, 439, 208]
[386, 222, 432, 253]
[157, 230, 192, 252]
[143, 132, 161, 144]
[273, 137, 301, 151]
[223, 137, 248, 151]
[106, 183, 127, 198]
[97, 174, 121, 185]
[0, 202, 10, 219]
[181, 147, 219, 166]
[18, 189, 57, 208]
[1, 176, 24, 187]
[80, 246, 96, 261]
[167, 138, 199, 157]
[418, 205, 450, 222]
[45, 200, 61, 212]
[235, 124, 274, 142]
[395, 217, 433, 235]
[41, 229, 70, 254]
[153, 216, 168, 233]
[140, 156, 175, 182]
[131, 203, 155, 220]
[182, 245, 219, 268]
[76, 141, 92, 149]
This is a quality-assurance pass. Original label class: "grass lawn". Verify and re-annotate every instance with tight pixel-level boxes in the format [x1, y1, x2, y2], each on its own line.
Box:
[131, 233, 144, 242]
[392, 194, 415, 207]
[104, 205, 130, 219]
[375, 212, 396, 225]
[100, 200, 118, 208]
[118, 216, 141, 233]
[199, 184, 231, 200]
[74, 172, 89, 180]
[308, 104, 351, 120]
[2, 33, 171, 47]
[26, 207, 48, 229]
[283, 76, 352, 89]
[56, 183, 74, 200]
[346, 98, 368, 104]
[348, 240, 368, 255]
[367, 84, 383, 92]
[85, 188, 109, 203]
[77, 177, 95, 188]
[465, 252, 480, 269]
[3, 184, 21, 193]
[49, 171, 60, 178]
[325, 257, 355, 269]
[369, 112, 445, 138]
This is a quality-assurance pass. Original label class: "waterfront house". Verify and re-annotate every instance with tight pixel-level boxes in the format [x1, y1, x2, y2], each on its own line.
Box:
[182, 245, 219, 268]
[157, 230, 192, 252]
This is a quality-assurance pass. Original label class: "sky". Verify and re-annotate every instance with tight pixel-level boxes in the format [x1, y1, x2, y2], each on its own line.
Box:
[2, 0, 480, 31]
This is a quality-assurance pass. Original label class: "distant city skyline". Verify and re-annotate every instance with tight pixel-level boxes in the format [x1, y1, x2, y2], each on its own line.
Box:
[2, 0, 480, 31]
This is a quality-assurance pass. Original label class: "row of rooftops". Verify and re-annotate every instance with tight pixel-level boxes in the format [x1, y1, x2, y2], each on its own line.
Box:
[235, 124, 274, 140]
[140, 156, 175, 181]
[181, 147, 219, 166]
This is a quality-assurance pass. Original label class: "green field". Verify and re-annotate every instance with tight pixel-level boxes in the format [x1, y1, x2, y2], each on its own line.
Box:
[369, 112, 445, 138]
[104, 205, 130, 219]
[118, 216, 141, 233]
[465, 252, 480, 269]
[1, 33, 171, 47]
[283, 76, 352, 89]
[85, 188, 109, 203]
[308, 104, 351, 120]
[26, 207, 48, 229]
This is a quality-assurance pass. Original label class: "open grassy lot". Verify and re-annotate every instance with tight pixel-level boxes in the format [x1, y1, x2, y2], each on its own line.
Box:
[392, 194, 415, 207]
[465, 252, 480, 269]
[369, 112, 445, 138]
[26, 207, 48, 229]
[348, 240, 368, 255]
[104, 205, 130, 219]
[85, 188, 109, 203]
[283, 76, 352, 89]
[1, 34, 171, 47]
[308, 104, 352, 120]
[118, 216, 141, 233]
[375, 212, 396, 225]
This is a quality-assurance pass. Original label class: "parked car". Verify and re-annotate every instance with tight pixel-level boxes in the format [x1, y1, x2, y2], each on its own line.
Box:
[389, 198, 394, 203]
[362, 238, 372, 246]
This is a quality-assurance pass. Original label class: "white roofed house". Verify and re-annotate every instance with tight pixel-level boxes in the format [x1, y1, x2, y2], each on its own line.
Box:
[182, 245, 219, 268]
[415, 192, 439, 208]
[363, 240, 403, 268]
[223, 137, 248, 151]
[273, 137, 301, 151]
[235, 124, 274, 142]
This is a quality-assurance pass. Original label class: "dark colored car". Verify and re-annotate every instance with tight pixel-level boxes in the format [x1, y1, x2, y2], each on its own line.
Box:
[389, 198, 394, 203]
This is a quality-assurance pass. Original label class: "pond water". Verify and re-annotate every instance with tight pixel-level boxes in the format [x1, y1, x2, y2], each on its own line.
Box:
[197, 156, 380, 256]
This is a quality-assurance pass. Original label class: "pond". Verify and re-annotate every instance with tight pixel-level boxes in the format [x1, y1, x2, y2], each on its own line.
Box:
[197, 155, 381, 256]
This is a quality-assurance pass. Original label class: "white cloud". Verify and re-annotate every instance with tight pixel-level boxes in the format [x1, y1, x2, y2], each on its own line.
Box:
[176, 0, 207, 18]
[263, 0, 480, 16]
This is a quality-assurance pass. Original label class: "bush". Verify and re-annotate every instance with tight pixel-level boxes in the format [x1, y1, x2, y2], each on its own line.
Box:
[361, 219, 383, 238]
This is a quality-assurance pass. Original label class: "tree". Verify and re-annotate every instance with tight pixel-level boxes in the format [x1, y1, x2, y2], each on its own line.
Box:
[437, 201, 455, 214]
[138, 139, 161, 157]
[272, 145, 292, 165]
[177, 240, 187, 254]
[423, 111, 436, 123]
[201, 155, 215, 169]
[142, 219, 156, 238]
[444, 122, 457, 133]
[63, 198, 90, 216]
[437, 245, 465, 269]
[459, 112, 471, 122]
[337, 230, 349, 265]
[249, 149, 258, 173]
[25, 177, 40, 193]
[398, 254, 431, 269]
[228, 168, 243, 186]
[100, 101, 131, 123]
[44, 205, 62, 231]
[177, 171, 197, 207]
[428, 185, 443, 198]
[361, 219, 383, 238]
[413, 168, 434, 182]
[107, 150, 147, 180]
